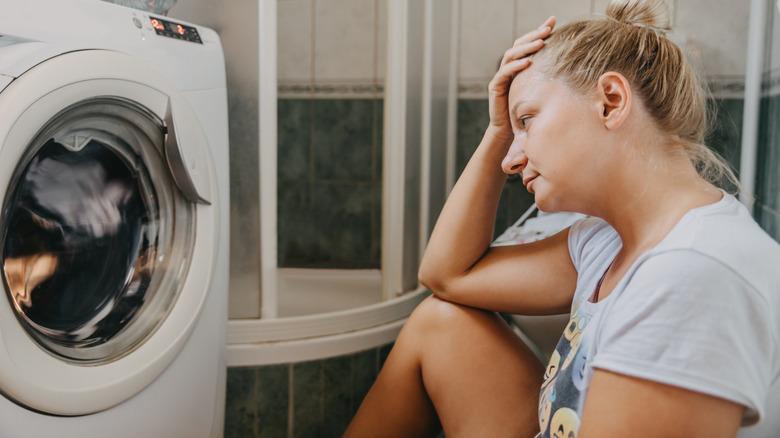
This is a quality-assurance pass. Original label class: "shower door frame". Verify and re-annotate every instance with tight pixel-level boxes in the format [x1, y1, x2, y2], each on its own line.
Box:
[226, 0, 457, 366]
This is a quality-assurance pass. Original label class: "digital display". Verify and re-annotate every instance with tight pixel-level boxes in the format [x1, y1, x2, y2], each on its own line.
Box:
[149, 17, 202, 44]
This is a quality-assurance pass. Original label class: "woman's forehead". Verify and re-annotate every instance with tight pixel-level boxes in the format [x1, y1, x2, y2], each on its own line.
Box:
[509, 67, 558, 105]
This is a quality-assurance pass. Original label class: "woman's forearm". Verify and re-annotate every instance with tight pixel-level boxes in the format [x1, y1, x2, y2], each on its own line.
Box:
[418, 126, 512, 290]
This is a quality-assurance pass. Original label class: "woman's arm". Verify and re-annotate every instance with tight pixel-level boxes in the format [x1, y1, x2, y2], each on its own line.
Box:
[418, 16, 577, 315]
[579, 370, 744, 438]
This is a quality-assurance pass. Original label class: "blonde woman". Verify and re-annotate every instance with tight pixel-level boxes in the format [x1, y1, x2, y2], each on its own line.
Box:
[344, 0, 780, 437]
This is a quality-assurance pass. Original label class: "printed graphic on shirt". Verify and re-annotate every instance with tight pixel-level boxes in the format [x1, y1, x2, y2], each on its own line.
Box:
[538, 299, 594, 438]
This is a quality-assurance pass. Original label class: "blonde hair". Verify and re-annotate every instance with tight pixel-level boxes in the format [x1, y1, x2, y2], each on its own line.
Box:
[538, 0, 740, 192]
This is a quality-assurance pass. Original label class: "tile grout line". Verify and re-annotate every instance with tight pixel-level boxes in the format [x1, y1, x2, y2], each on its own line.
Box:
[374, 0, 379, 89]
[319, 362, 326, 428]
[350, 353, 357, 416]
[253, 367, 261, 438]
[308, 0, 317, 190]
[287, 364, 295, 438]
[310, 0, 317, 92]
[372, 0, 380, 265]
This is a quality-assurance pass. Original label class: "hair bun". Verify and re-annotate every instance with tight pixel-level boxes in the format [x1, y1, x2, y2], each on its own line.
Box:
[606, 0, 672, 31]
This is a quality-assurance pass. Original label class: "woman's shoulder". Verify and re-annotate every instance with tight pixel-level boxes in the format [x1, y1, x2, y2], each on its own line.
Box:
[568, 216, 620, 273]
[665, 194, 780, 288]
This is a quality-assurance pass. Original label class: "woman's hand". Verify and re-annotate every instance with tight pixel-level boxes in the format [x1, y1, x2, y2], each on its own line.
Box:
[487, 16, 556, 142]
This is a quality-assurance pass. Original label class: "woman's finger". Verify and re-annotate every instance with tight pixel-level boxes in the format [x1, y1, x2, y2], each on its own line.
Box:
[513, 25, 552, 47]
[501, 39, 544, 67]
[489, 58, 532, 92]
[513, 16, 556, 46]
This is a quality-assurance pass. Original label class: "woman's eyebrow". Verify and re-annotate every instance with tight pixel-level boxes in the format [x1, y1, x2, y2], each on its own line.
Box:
[511, 99, 530, 117]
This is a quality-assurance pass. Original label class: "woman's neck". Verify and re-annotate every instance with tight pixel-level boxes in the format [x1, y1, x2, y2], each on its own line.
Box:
[595, 160, 724, 257]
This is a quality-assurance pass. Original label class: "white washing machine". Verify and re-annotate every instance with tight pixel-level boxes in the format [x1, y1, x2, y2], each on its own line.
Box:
[0, 0, 229, 437]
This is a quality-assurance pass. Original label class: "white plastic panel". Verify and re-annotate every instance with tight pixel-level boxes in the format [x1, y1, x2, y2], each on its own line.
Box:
[0, 41, 73, 78]
[0, 75, 11, 93]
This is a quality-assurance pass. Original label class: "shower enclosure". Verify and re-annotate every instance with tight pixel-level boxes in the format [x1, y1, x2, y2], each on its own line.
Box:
[166, 0, 780, 367]
[171, 0, 460, 365]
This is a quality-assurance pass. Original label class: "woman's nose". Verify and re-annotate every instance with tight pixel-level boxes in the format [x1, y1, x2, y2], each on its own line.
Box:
[501, 135, 527, 175]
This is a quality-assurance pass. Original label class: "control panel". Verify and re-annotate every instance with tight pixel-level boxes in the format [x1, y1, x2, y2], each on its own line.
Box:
[149, 17, 202, 44]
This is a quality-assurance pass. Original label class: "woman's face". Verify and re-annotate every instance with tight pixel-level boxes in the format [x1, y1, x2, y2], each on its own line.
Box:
[504, 62, 608, 213]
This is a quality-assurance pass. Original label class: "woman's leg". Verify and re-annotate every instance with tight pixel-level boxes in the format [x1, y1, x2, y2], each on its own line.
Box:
[343, 295, 545, 438]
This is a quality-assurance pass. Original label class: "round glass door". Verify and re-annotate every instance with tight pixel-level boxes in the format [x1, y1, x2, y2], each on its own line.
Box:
[0, 97, 195, 365]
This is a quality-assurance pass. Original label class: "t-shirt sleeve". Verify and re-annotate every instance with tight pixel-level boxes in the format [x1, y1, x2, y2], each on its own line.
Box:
[567, 217, 610, 273]
[589, 250, 776, 426]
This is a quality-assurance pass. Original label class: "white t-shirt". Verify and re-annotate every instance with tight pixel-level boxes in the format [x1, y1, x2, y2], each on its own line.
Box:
[536, 189, 780, 438]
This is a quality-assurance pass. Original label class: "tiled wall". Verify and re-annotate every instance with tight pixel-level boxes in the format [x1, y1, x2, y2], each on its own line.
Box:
[277, 99, 383, 268]
[224, 342, 394, 438]
[458, 0, 749, 97]
[277, 0, 753, 265]
[277, 0, 385, 269]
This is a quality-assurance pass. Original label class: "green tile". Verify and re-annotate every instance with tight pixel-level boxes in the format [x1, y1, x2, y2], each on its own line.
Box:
[756, 203, 780, 241]
[277, 180, 313, 267]
[224, 367, 258, 438]
[456, 99, 489, 176]
[292, 360, 322, 438]
[278, 99, 312, 182]
[706, 97, 743, 193]
[757, 95, 780, 215]
[352, 348, 378, 414]
[278, 180, 375, 268]
[369, 182, 382, 266]
[309, 182, 374, 268]
[257, 365, 290, 438]
[322, 355, 354, 436]
[373, 98, 384, 180]
[371, 98, 383, 266]
[313, 99, 375, 182]
[505, 180, 536, 220]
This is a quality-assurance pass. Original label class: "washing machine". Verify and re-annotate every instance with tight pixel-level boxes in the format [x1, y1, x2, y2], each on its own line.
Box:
[0, 0, 229, 436]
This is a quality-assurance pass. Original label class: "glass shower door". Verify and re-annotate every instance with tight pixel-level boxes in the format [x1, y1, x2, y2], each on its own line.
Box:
[754, 0, 780, 240]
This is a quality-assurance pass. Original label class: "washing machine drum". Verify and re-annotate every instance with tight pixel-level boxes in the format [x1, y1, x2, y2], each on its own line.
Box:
[1, 97, 195, 364]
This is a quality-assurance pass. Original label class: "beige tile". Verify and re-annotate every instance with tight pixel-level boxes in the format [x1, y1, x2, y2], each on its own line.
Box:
[676, 0, 749, 77]
[459, 0, 515, 83]
[377, 0, 387, 83]
[278, 0, 313, 83]
[314, 0, 376, 83]
[591, 0, 609, 14]
[515, 0, 591, 36]
[770, 1, 780, 74]
[591, 0, 676, 26]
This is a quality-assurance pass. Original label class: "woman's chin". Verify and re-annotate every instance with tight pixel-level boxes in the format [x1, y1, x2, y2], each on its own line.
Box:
[532, 186, 557, 213]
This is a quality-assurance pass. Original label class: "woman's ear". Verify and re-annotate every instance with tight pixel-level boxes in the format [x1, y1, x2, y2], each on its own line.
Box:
[596, 71, 632, 130]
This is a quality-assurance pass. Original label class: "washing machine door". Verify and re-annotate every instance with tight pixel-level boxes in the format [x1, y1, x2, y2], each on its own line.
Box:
[0, 50, 218, 416]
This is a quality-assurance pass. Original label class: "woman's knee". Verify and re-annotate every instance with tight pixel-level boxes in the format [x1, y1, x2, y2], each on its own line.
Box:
[403, 295, 503, 337]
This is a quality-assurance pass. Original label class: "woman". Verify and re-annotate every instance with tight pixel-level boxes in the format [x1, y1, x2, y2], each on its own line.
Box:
[344, 0, 780, 437]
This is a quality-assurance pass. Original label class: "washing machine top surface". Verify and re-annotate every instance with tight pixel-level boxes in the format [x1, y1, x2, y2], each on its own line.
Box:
[0, 0, 225, 91]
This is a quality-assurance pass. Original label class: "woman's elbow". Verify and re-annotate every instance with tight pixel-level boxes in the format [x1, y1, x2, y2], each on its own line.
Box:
[418, 266, 450, 298]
